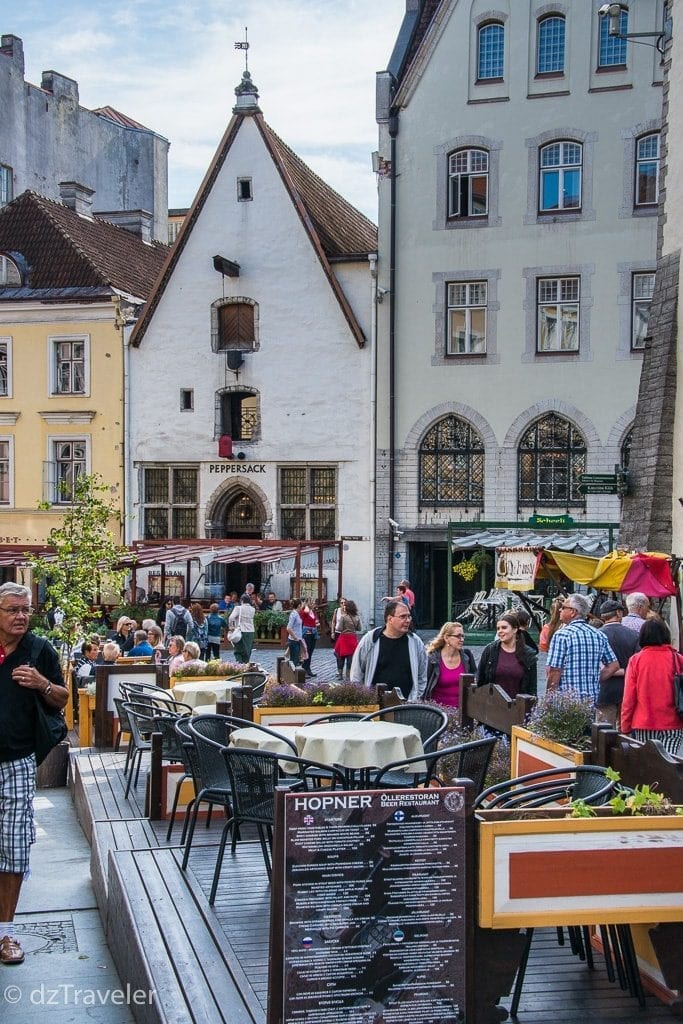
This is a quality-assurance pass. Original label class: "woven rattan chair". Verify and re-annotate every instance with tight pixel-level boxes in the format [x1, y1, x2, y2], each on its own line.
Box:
[359, 703, 448, 754]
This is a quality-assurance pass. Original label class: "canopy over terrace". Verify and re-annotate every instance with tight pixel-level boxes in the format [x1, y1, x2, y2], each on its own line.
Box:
[119, 539, 344, 605]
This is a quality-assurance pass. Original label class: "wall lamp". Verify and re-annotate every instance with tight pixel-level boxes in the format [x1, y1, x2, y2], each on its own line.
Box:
[598, 3, 672, 56]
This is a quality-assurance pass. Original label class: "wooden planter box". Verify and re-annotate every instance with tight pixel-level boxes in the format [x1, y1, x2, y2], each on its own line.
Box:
[253, 704, 378, 728]
[511, 724, 588, 777]
[477, 807, 683, 929]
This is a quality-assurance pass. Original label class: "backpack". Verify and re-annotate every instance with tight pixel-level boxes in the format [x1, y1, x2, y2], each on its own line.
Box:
[189, 619, 208, 649]
[171, 609, 188, 638]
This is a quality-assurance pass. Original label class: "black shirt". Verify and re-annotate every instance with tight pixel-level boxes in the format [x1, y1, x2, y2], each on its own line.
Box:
[371, 633, 413, 699]
[0, 633, 65, 762]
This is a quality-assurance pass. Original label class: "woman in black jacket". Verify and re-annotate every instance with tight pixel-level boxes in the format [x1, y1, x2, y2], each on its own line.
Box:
[423, 622, 477, 707]
[477, 612, 537, 697]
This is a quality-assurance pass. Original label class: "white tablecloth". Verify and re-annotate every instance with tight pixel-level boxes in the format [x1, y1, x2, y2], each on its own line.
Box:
[170, 679, 242, 709]
[230, 724, 299, 759]
[294, 720, 424, 770]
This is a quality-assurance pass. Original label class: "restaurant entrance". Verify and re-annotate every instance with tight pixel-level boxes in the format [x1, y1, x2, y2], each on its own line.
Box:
[407, 542, 449, 628]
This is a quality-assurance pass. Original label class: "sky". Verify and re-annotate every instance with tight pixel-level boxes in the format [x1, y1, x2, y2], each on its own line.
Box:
[7, 0, 407, 221]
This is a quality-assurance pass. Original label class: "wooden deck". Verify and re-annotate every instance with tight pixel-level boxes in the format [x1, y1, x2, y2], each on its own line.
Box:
[70, 748, 680, 1024]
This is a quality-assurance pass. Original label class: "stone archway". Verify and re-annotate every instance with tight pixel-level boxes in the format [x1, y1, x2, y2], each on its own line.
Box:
[203, 481, 271, 596]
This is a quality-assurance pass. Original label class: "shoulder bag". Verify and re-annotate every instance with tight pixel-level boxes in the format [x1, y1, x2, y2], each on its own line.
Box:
[30, 636, 68, 764]
[229, 608, 243, 646]
[672, 649, 683, 718]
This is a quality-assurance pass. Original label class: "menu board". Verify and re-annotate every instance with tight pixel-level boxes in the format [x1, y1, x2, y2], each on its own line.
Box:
[279, 788, 467, 1024]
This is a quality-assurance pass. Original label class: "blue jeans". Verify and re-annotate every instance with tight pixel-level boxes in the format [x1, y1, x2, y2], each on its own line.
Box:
[288, 639, 301, 665]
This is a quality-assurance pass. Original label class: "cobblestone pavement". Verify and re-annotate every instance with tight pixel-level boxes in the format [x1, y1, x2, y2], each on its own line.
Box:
[236, 633, 548, 696]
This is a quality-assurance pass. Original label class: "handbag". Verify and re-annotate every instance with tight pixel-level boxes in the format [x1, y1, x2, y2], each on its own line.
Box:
[673, 650, 683, 718]
[228, 608, 243, 646]
[34, 693, 68, 765]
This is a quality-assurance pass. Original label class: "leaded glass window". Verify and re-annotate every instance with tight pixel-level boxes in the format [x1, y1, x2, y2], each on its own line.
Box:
[143, 466, 197, 539]
[280, 467, 336, 540]
[518, 414, 586, 506]
[419, 416, 484, 507]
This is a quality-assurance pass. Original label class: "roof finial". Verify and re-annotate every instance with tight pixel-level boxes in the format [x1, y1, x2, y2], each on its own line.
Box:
[234, 26, 249, 71]
[233, 28, 260, 114]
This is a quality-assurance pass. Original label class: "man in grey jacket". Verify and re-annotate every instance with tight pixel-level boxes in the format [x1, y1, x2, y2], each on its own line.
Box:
[350, 600, 427, 700]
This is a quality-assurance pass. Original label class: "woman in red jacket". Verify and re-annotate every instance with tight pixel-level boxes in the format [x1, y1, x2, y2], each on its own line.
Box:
[621, 617, 683, 755]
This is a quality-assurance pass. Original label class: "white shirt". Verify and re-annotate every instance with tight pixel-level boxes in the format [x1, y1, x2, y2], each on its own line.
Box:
[229, 603, 255, 632]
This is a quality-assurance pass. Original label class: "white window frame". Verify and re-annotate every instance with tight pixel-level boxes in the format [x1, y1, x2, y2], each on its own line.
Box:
[0, 165, 12, 207]
[0, 435, 14, 506]
[48, 334, 90, 397]
[537, 14, 566, 75]
[0, 338, 13, 398]
[477, 21, 505, 81]
[537, 277, 580, 353]
[635, 133, 660, 208]
[632, 272, 655, 350]
[447, 281, 487, 355]
[45, 436, 90, 505]
[539, 141, 582, 212]
[447, 149, 489, 219]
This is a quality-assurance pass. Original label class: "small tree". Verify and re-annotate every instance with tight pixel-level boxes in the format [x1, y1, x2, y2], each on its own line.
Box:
[28, 474, 128, 652]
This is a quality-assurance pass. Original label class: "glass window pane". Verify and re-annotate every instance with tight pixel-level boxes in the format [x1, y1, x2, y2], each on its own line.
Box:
[281, 508, 306, 540]
[144, 468, 168, 503]
[599, 9, 628, 65]
[449, 310, 467, 353]
[173, 508, 196, 537]
[637, 163, 658, 205]
[632, 301, 650, 349]
[538, 306, 558, 350]
[538, 15, 565, 74]
[560, 306, 579, 350]
[144, 508, 168, 539]
[563, 168, 581, 208]
[310, 508, 336, 540]
[470, 176, 488, 215]
[541, 170, 559, 210]
[478, 23, 504, 79]
[173, 468, 197, 504]
[281, 468, 307, 504]
[469, 308, 486, 353]
[311, 467, 335, 503]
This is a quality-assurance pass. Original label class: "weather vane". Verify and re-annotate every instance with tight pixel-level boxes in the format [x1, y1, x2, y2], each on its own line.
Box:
[234, 27, 249, 72]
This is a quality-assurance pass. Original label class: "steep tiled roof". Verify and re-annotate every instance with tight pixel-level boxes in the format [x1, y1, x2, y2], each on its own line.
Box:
[0, 191, 169, 299]
[132, 112, 373, 348]
[261, 123, 376, 258]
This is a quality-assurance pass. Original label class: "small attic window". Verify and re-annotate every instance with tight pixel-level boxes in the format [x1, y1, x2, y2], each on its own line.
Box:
[237, 177, 253, 202]
[0, 255, 21, 287]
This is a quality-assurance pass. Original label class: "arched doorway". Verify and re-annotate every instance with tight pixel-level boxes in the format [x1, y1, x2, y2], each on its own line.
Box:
[206, 486, 266, 597]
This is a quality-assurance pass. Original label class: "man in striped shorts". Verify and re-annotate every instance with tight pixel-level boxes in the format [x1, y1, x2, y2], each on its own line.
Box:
[0, 583, 68, 965]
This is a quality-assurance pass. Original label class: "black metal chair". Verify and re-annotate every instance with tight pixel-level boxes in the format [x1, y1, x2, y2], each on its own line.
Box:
[473, 764, 620, 809]
[173, 717, 204, 845]
[212, 746, 348, 902]
[182, 715, 235, 870]
[238, 671, 268, 702]
[112, 696, 134, 775]
[370, 736, 497, 792]
[302, 712, 367, 726]
[359, 704, 448, 754]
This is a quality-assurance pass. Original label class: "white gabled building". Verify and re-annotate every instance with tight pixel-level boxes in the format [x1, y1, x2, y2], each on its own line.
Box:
[375, 0, 663, 625]
[128, 71, 377, 617]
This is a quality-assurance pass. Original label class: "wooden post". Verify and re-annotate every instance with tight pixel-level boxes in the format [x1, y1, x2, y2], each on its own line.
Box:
[147, 731, 163, 820]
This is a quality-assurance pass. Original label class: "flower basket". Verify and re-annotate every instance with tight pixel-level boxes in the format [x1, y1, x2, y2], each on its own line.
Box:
[511, 725, 588, 777]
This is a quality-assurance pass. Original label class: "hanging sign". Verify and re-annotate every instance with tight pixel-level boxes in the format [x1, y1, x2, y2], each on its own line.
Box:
[495, 547, 541, 591]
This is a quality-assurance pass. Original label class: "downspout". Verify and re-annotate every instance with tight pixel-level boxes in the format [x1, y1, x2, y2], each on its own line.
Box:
[369, 251, 378, 625]
[387, 111, 399, 595]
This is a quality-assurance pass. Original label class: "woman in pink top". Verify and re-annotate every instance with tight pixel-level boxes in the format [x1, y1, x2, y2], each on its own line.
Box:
[424, 623, 477, 707]
[621, 617, 683, 755]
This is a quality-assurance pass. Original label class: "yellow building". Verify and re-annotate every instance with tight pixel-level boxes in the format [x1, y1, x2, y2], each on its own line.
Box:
[0, 188, 168, 556]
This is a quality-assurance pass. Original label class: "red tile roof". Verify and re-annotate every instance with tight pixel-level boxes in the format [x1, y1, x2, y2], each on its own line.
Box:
[0, 191, 169, 299]
[92, 105, 151, 132]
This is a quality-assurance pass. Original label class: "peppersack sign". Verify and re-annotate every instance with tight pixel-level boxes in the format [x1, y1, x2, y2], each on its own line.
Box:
[495, 547, 541, 591]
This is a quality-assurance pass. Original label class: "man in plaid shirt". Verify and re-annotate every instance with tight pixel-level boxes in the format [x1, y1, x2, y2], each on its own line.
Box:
[546, 593, 619, 700]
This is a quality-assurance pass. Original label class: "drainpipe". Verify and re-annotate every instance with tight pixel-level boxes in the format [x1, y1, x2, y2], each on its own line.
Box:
[387, 111, 399, 595]
[369, 251, 378, 625]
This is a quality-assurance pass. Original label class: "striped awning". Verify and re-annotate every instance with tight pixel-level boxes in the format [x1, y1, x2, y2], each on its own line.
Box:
[451, 529, 611, 556]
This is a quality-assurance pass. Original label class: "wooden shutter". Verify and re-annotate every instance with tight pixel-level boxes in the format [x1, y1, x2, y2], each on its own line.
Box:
[218, 303, 254, 350]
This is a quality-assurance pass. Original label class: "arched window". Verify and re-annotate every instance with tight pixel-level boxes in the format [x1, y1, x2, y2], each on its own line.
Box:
[598, 6, 627, 67]
[419, 416, 484, 507]
[0, 254, 21, 287]
[448, 148, 489, 218]
[537, 14, 565, 74]
[635, 132, 660, 207]
[621, 428, 632, 470]
[477, 22, 505, 80]
[539, 141, 582, 211]
[518, 413, 586, 506]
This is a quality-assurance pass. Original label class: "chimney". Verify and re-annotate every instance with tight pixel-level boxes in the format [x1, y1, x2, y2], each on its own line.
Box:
[41, 70, 79, 104]
[59, 181, 94, 218]
[95, 209, 153, 244]
[0, 35, 25, 75]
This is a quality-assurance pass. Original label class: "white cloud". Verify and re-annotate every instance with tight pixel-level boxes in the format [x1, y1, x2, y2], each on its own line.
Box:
[9, 0, 405, 215]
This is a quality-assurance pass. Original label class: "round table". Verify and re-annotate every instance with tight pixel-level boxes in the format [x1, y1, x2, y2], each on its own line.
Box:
[294, 720, 424, 771]
[170, 679, 242, 709]
[230, 724, 299, 759]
